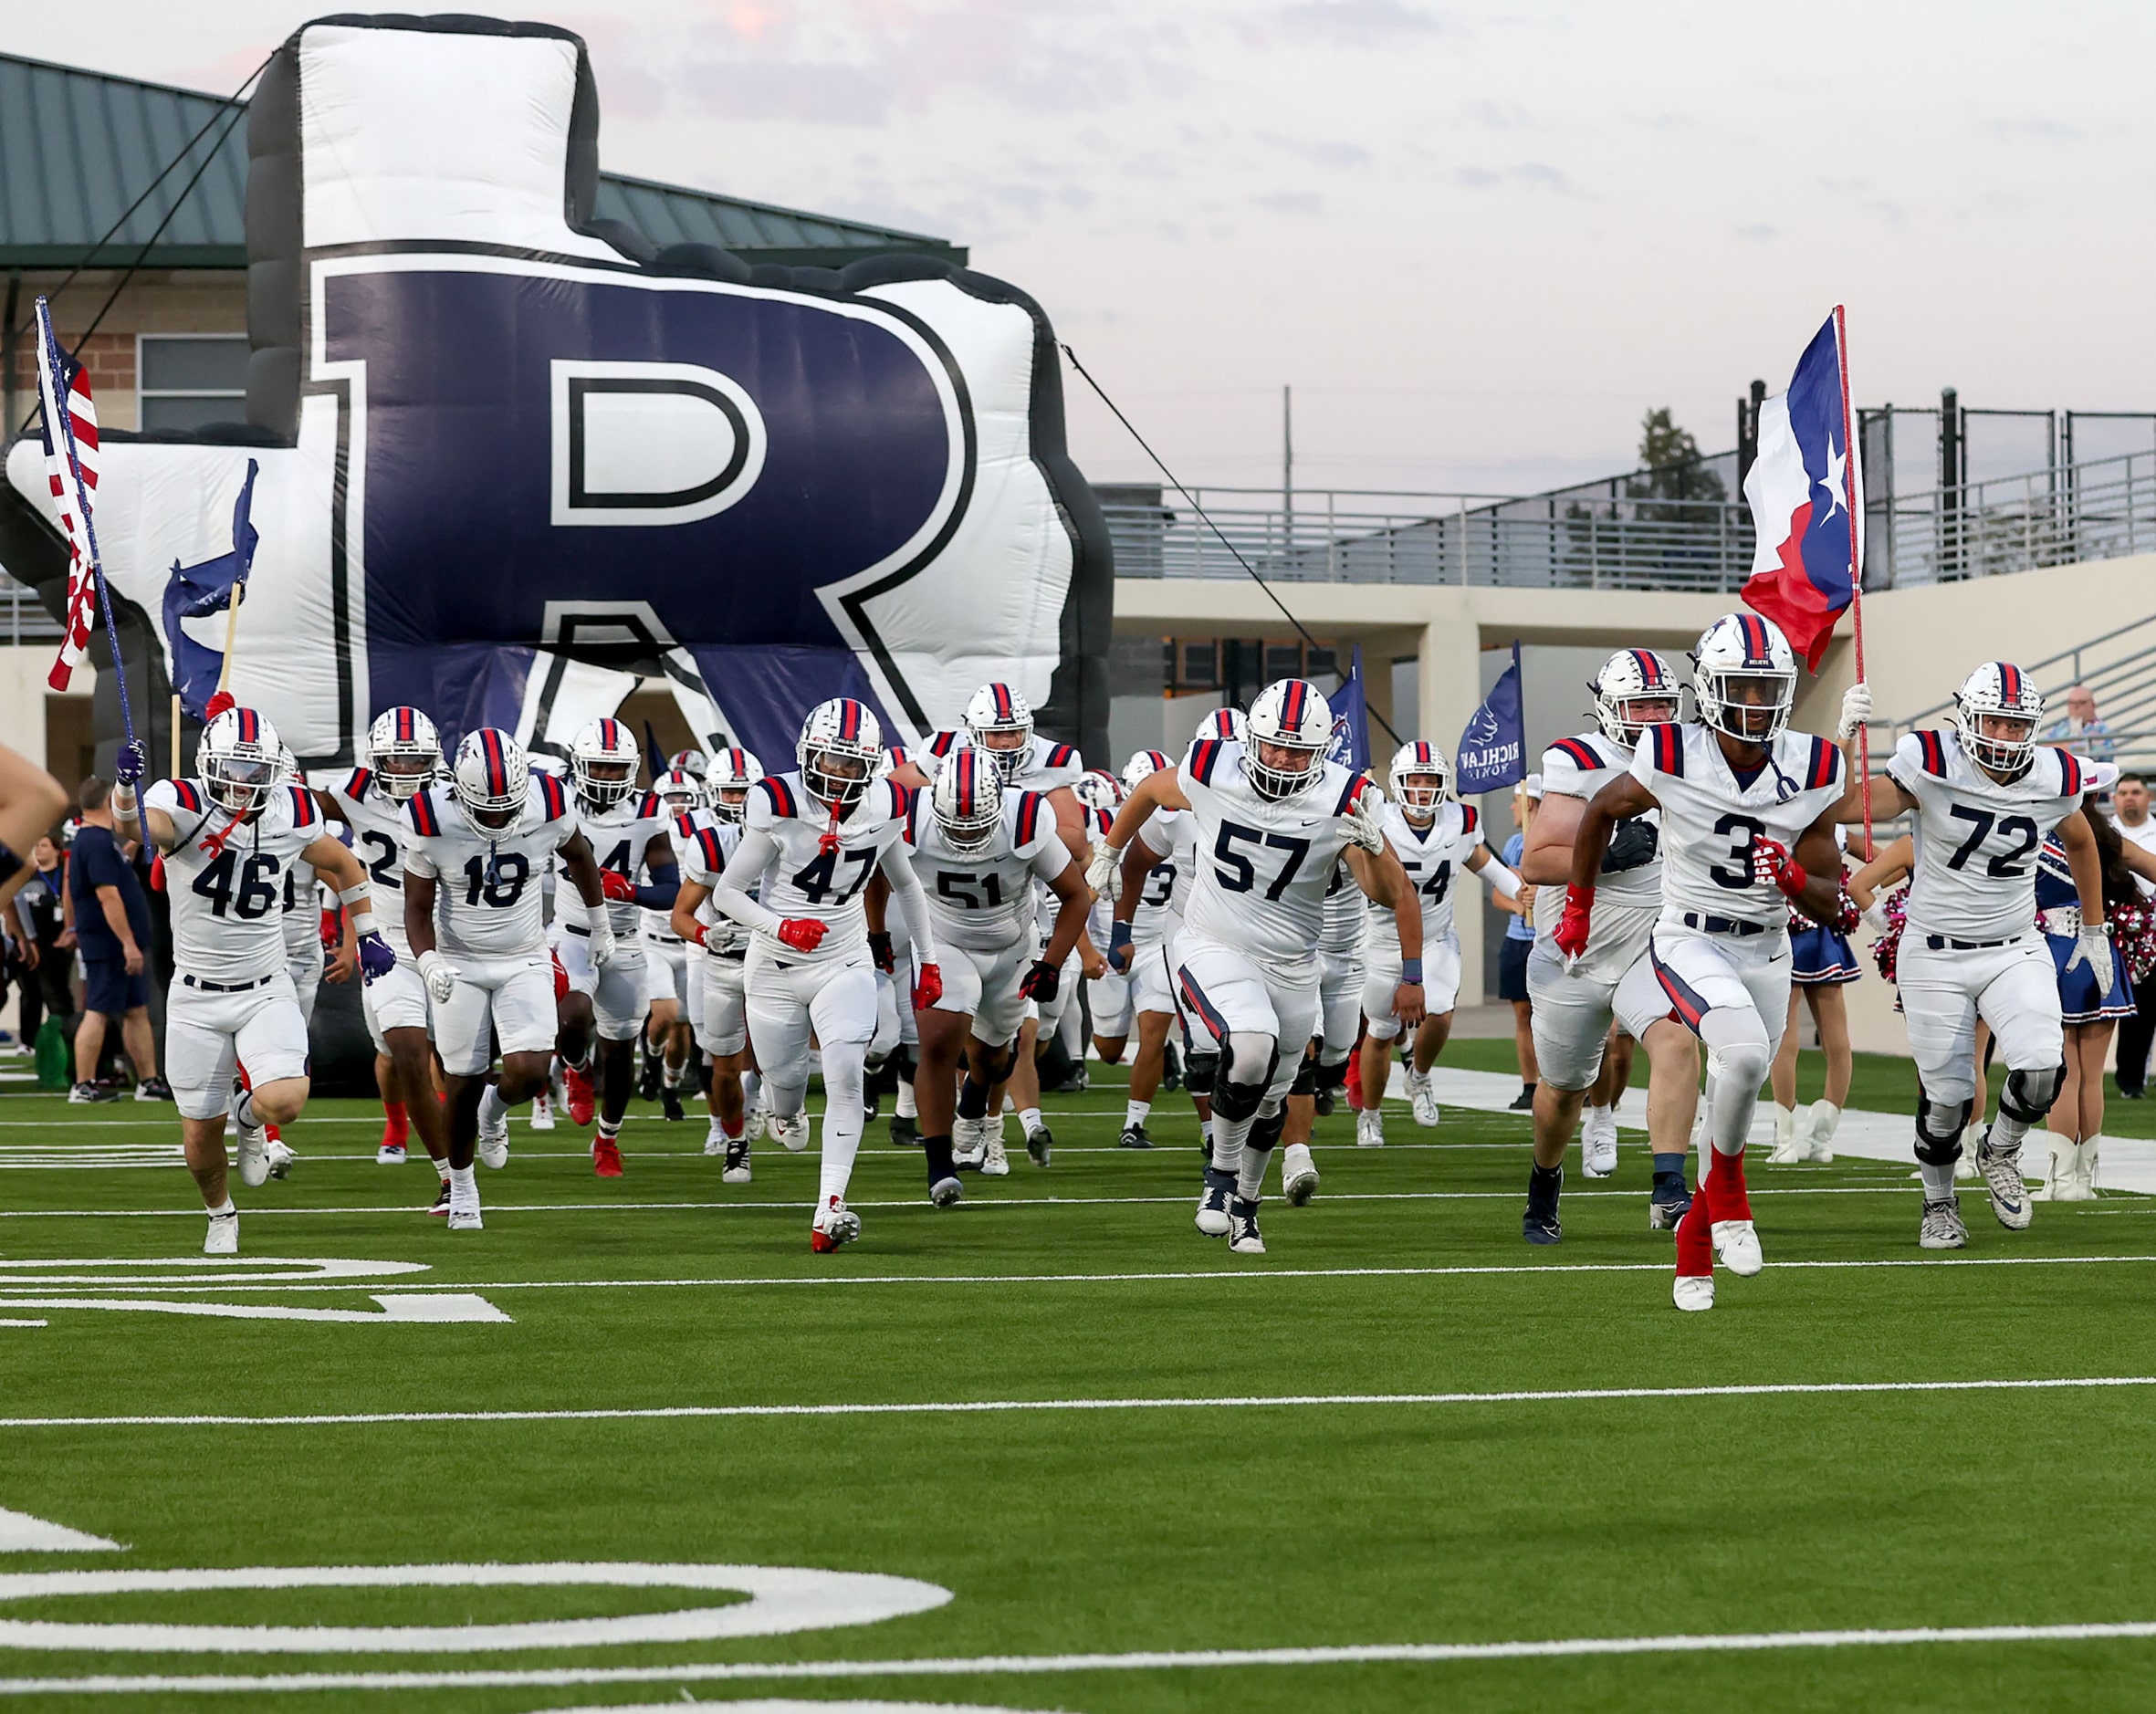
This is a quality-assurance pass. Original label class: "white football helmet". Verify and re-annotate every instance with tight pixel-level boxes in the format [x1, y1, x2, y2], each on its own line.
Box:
[931, 744, 1006, 856]
[1122, 748, 1172, 794]
[1243, 677, 1333, 800]
[364, 705, 443, 800]
[652, 767, 703, 819]
[1194, 706, 1249, 744]
[569, 717, 643, 812]
[197, 706, 288, 816]
[449, 728, 531, 832]
[798, 698, 882, 813]
[668, 747, 709, 782]
[1388, 739, 1450, 825]
[1073, 768, 1123, 817]
[1592, 648, 1682, 748]
[1691, 613, 1797, 745]
[964, 682, 1034, 780]
[1953, 662, 2046, 778]
[706, 747, 765, 821]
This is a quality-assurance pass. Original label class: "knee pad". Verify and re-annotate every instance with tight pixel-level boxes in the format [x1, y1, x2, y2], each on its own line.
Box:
[1185, 1052, 1219, 1096]
[1290, 1054, 1318, 1097]
[1314, 1057, 1350, 1096]
[889, 1044, 915, 1084]
[1247, 1106, 1288, 1153]
[1914, 1092, 1975, 1165]
[1212, 1076, 1266, 1124]
[2000, 1063, 2066, 1124]
[1225, 1032, 1279, 1089]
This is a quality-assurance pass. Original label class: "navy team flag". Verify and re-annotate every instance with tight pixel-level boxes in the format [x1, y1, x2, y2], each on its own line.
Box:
[1455, 643, 1525, 795]
[1325, 643, 1372, 776]
[1741, 307, 1864, 672]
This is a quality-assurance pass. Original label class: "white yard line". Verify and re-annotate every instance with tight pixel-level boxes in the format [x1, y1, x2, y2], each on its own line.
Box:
[8, 1617, 2156, 1695]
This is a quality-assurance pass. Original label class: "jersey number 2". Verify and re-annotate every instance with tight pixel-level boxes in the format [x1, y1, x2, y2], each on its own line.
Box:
[1946, 806, 2040, 878]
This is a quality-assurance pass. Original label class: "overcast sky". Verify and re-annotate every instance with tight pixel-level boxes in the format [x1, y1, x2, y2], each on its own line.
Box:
[27, 1, 2156, 496]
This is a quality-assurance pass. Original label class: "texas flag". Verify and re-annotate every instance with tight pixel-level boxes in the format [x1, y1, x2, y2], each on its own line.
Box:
[1740, 309, 1863, 671]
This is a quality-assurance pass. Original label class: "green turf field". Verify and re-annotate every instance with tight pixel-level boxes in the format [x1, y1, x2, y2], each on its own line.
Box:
[5, 1049, 2156, 1712]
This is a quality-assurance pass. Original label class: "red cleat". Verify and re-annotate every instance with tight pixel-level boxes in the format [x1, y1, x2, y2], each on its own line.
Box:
[810, 1227, 843, 1253]
[564, 1063, 596, 1127]
[591, 1135, 623, 1177]
[1344, 1046, 1366, 1113]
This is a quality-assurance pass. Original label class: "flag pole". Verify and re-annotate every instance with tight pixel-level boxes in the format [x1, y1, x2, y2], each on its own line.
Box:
[1831, 303, 1872, 860]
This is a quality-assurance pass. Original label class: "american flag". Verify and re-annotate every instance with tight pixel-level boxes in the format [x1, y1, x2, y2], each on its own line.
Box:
[35, 297, 102, 691]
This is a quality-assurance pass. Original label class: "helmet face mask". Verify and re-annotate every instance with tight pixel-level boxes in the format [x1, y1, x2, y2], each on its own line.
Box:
[653, 768, 701, 819]
[1953, 663, 2044, 779]
[1242, 678, 1333, 801]
[1387, 740, 1450, 823]
[704, 747, 764, 823]
[570, 718, 643, 812]
[451, 728, 530, 834]
[964, 683, 1034, 782]
[933, 745, 1005, 856]
[198, 708, 288, 817]
[1591, 649, 1680, 748]
[365, 706, 443, 800]
[1691, 616, 1796, 747]
[797, 700, 882, 815]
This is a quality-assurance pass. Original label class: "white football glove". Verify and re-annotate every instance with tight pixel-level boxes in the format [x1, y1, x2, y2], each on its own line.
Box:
[587, 918, 618, 969]
[1860, 901, 1889, 938]
[1085, 840, 1125, 903]
[1837, 682, 1874, 742]
[2067, 924, 2116, 998]
[417, 948, 458, 1005]
[1343, 788, 1386, 854]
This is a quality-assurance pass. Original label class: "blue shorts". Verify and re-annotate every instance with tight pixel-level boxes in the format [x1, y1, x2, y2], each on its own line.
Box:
[81, 956, 148, 1018]
[1790, 923, 1861, 987]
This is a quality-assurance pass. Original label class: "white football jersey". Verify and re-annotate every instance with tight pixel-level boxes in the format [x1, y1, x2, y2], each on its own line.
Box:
[146, 779, 330, 983]
[910, 786, 1072, 954]
[734, 771, 910, 966]
[1888, 730, 2115, 942]
[556, 795, 669, 937]
[403, 770, 580, 960]
[328, 768, 420, 957]
[1134, 805, 1196, 943]
[278, 819, 347, 956]
[1538, 731, 1662, 914]
[676, 810, 748, 955]
[1367, 798, 1484, 946]
[918, 729, 1084, 795]
[1177, 737, 1369, 967]
[1628, 723, 1846, 929]
[1321, 858, 1366, 955]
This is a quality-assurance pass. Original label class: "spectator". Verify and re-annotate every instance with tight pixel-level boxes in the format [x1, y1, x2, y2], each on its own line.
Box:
[2046, 684, 2115, 763]
[1497, 774, 1542, 1111]
[2109, 773, 2156, 1098]
[12, 836, 75, 1057]
[66, 778, 167, 1103]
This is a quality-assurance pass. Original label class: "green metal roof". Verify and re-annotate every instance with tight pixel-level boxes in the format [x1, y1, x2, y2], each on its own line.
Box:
[0, 50, 964, 272]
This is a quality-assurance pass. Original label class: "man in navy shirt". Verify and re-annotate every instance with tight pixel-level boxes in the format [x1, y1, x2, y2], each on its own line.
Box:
[66, 778, 167, 1103]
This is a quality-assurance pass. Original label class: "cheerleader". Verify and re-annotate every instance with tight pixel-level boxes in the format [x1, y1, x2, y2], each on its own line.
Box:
[1768, 828, 1862, 1165]
[2035, 805, 2156, 1199]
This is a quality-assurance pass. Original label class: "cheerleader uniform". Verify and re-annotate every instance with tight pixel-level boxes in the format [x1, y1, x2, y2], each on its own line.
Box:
[2036, 838, 2134, 1023]
[1792, 825, 1861, 986]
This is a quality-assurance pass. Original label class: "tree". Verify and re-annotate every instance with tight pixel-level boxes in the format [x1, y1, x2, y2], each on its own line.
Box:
[1626, 407, 1727, 521]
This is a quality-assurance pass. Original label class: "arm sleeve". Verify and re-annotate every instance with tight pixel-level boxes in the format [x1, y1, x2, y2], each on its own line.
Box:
[879, 841, 938, 965]
[713, 828, 784, 935]
[1479, 857, 1522, 900]
[633, 860, 679, 912]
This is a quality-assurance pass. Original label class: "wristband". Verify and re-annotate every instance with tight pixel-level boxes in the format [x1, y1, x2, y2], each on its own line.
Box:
[338, 883, 371, 906]
[349, 909, 376, 936]
[1400, 957, 1423, 985]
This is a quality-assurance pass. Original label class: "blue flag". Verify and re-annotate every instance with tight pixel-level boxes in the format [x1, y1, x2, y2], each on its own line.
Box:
[162, 458, 259, 721]
[1325, 643, 1372, 776]
[1455, 643, 1525, 795]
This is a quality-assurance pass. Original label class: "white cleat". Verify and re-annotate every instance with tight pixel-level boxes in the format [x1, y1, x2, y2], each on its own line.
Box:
[1407, 1069, 1441, 1128]
[720, 1137, 752, 1185]
[529, 1094, 556, 1132]
[1975, 1140, 2032, 1231]
[377, 1143, 407, 1165]
[1227, 1197, 1266, 1255]
[1282, 1143, 1320, 1206]
[264, 1140, 297, 1180]
[1581, 1109, 1617, 1179]
[1672, 1274, 1715, 1312]
[1711, 1219, 1763, 1278]
[233, 1131, 271, 1189]
[951, 1115, 988, 1168]
[704, 1129, 727, 1156]
[1919, 1197, 1969, 1249]
[476, 1120, 510, 1171]
[204, 1209, 238, 1256]
[772, 1113, 811, 1154]
[980, 1133, 1010, 1176]
[1355, 1109, 1385, 1148]
[811, 1197, 863, 1251]
[447, 1207, 484, 1232]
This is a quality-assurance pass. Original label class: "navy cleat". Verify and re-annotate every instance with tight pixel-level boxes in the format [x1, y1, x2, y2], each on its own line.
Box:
[1196, 1166, 1235, 1237]
[1523, 1161, 1564, 1246]
[1228, 1196, 1266, 1255]
[888, 1113, 919, 1147]
[1118, 1124, 1154, 1150]
[1648, 1175, 1692, 1231]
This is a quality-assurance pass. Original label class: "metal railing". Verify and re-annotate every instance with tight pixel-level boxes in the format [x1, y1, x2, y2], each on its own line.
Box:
[1889, 611, 2156, 773]
[1870, 448, 2156, 588]
[0, 573, 60, 645]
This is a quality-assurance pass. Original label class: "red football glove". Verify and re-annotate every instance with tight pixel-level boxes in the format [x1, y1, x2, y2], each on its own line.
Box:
[599, 870, 637, 902]
[1751, 837, 1809, 901]
[1553, 883, 1595, 962]
[776, 917, 827, 953]
[204, 690, 235, 720]
[913, 962, 944, 1011]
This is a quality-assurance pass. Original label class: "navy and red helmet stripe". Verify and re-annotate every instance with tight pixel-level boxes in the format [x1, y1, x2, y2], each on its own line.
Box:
[836, 699, 863, 742]
[1997, 662, 2024, 705]
[953, 746, 981, 817]
[1628, 648, 1666, 688]
[1280, 679, 1310, 730]
[989, 683, 1015, 720]
[393, 706, 415, 743]
[1734, 613, 1774, 667]
[235, 707, 259, 745]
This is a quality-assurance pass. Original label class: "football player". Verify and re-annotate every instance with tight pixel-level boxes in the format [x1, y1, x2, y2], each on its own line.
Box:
[1094, 677, 1421, 1256]
[113, 709, 395, 1254]
[1562, 614, 1851, 1311]
[705, 699, 942, 1250]
[1107, 746, 1197, 1151]
[894, 682, 1088, 853]
[1355, 743, 1522, 1146]
[1515, 650, 1704, 1244]
[638, 767, 704, 1122]
[669, 748, 765, 1181]
[1835, 666, 2117, 1247]
[403, 728, 611, 1229]
[322, 706, 454, 1205]
[909, 743, 1092, 1197]
[552, 718, 676, 1176]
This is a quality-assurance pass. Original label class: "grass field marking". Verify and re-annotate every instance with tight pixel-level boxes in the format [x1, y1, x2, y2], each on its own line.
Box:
[0, 1295, 510, 1325]
[0, 1562, 948, 1654]
[0, 1509, 119, 1553]
[0, 1259, 429, 1287]
[5, 1373, 2152, 1430]
[12, 1618, 2156, 1695]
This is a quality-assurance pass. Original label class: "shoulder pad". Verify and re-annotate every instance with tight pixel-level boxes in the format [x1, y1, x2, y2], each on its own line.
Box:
[1333, 769, 1367, 817]
[537, 772, 568, 821]
[1805, 734, 1842, 793]
[927, 730, 960, 758]
[1015, 790, 1047, 848]
[171, 779, 204, 815]
[1645, 724, 1684, 778]
[756, 776, 798, 820]
[343, 766, 373, 802]
[287, 785, 319, 828]
[1188, 739, 1224, 787]
[673, 812, 698, 838]
[1550, 737, 1603, 775]
[403, 789, 443, 838]
[2055, 747, 2085, 798]
[1460, 802, 1480, 836]
[1046, 743, 1079, 769]
[694, 824, 727, 873]
[886, 779, 911, 821]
